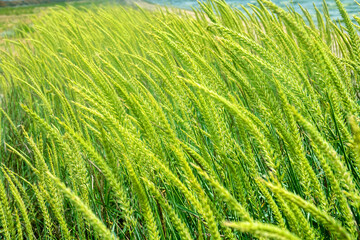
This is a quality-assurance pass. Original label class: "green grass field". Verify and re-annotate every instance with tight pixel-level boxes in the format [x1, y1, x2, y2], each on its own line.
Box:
[0, 0, 115, 39]
[1, 0, 360, 239]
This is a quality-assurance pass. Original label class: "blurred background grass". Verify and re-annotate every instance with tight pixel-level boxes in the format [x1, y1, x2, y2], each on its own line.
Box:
[0, 0, 127, 50]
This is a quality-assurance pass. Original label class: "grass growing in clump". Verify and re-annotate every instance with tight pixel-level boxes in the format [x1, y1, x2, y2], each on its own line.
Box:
[1, 0, 360, 239]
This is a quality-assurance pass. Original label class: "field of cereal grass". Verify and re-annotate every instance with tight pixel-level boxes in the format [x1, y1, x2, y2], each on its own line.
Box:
[1, 0, 360, 239]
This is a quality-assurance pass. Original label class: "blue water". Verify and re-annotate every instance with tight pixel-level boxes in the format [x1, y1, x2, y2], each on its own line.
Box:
[147, 0, 359, 20]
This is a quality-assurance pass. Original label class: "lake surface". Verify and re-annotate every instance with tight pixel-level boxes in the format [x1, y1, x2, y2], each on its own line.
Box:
[146, 0, 359, 20]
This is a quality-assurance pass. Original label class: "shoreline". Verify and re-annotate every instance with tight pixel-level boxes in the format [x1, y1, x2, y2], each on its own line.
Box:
[128, 0, 196, 18]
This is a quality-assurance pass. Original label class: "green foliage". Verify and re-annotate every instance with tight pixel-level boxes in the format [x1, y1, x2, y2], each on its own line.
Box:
[1, 0, 360, 239]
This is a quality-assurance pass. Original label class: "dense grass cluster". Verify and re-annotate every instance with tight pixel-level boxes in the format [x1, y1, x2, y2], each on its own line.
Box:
[1, 0, 360, 239]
